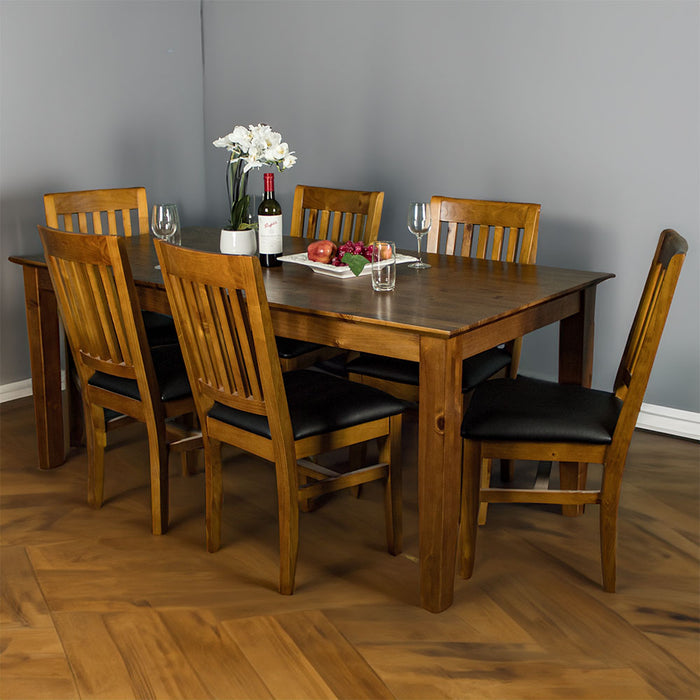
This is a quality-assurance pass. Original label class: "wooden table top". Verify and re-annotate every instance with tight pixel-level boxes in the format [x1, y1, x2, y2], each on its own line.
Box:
[11, 227, 614, 340]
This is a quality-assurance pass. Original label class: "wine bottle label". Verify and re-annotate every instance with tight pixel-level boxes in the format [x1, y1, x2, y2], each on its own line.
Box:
[258, 215, 283, 254]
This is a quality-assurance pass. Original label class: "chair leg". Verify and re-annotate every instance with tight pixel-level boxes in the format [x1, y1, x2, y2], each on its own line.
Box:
[349, 442, 367, 499]
[86, 402, 106, 509]
[298, 455, 320, 512]
[560, 461, 588, 516]
[146, 420, 169, 536]
[499, 459, 515, 482]
[459, 439, 481, 579]
[599, 500, 618, 593]
[180, 412, 200, 476]
[205, 438, 223, 553]
[274, 449, 299, 595]
[477, 458, 493, 526]
[66, 342, 85, 447]
[380, 415, 403, 556]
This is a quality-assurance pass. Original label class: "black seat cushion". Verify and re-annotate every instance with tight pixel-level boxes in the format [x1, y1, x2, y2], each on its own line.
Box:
[461, 376, 622, 444]
[346, 347, 513, 392]
[275, 336, 323, 359]
[208, 369, 408, 441]
[88, 344, 191, 403]
[142, 311, 179, 347]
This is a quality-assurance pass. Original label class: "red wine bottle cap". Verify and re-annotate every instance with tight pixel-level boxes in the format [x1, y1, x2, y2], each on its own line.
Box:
[263, 172, 275, 191]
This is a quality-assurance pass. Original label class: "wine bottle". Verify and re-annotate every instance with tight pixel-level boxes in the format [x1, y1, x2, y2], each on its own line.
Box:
[257, 172, 283, 267]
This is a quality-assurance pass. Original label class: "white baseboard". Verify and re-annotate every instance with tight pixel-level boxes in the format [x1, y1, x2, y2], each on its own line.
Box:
[0, 378, 34, 403]
[635, 403, 700, 441]
[0, 374, 66, 404]
[1, 378, 697, 441]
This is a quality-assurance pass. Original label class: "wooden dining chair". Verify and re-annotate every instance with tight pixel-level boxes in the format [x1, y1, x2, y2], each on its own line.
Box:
[459, 229, 687, 591]
[44, 187, 149, 236]
[44, 188, 177, 341]
[277, 184, 386, 372]
[44, 187, 180, 444]
[155, 240, 406, 595]
[346, 196, 541, 400]
[37, 226, 201, 535]
[289, 184, 384, 243]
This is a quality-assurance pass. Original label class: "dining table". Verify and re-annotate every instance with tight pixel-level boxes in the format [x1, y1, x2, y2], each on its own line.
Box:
[10, 227, 614, 613]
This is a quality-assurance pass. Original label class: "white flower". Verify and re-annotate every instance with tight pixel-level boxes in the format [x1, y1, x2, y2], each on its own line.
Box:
[214, 124, 295, 169]
[231, 125, 252, 149]
[212, 135, 234, 150]
[266, 141, 289, 161]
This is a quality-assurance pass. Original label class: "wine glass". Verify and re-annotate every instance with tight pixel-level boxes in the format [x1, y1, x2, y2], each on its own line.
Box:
[151, 204, 180, 268]
[407, 201, 431, 269]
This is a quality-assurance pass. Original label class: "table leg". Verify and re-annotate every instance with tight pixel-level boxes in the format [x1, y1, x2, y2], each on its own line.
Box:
[558, 287, 596, 515]
[22, 266, 65, 469]
[417, 337, 463, 613]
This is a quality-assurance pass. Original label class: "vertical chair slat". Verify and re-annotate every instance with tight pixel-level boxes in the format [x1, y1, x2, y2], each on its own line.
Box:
[91, 264, 125, 364]
[225, 285, 264, 401]
[187, 280, 225, 393]
[106, 210, 118, 235]
[491, 226, 505, 260]
[306, 209, 318, 238]
[475, 225, 490, 258]
[505, 227, 520, 262]
[120, 209, 133, 236]
[319, 210, 332, 240]
[212, 285, 249, 397]
[330, 211, 343, 242]
[459, 223, 474, 257]
[91, 211, 103, 235]
[351, 213, 365, 241]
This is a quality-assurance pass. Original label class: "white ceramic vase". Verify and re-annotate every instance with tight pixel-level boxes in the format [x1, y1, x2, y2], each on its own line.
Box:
[220, 228, 257, 255]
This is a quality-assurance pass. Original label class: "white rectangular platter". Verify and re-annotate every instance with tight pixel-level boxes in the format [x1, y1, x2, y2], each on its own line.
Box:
[278, 252, 418, 278]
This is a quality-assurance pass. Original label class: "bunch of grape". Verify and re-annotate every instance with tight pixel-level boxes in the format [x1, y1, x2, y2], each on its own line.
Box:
[330, 241, 374, 267]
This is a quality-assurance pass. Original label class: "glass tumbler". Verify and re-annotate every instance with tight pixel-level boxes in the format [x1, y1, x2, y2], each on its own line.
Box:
[371, 241, 396, 291]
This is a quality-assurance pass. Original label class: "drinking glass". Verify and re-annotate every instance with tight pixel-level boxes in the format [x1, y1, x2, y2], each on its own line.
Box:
[371, 241, 396, 291]
[246, 194, 261, 229]
[407, 202, 431, 269]
[151, 204, 180, 268]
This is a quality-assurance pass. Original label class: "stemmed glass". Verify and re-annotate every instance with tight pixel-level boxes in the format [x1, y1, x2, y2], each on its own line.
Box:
[407, 201, 431, 269]
[151, 204, 180, 269]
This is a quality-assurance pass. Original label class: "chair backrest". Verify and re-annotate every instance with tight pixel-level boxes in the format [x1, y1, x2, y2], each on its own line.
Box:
[44, 187, 149, 236]
[289, 185, 384, 243]
[154, 241, 294, 445]
[37, 225, 159, 407]
[426, 196, 540, 264]
[610, 229, 687, 450]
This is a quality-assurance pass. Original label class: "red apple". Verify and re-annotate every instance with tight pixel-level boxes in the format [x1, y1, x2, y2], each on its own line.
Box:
[307, 240, 337, 264]
[371, 242, 392, 260]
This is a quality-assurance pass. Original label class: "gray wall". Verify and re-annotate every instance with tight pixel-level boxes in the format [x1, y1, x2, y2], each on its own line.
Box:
[202, 0, 699, 412]
[2, 0, 698, 413]
[0, 0, 206, 383]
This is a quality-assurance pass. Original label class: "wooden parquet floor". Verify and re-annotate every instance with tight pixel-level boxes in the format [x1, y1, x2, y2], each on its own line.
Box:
[1, 396, 698, 699]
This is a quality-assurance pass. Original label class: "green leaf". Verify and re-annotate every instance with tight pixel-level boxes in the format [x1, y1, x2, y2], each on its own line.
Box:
[341, 252, 369, 276]
[230, 194, 250, 230]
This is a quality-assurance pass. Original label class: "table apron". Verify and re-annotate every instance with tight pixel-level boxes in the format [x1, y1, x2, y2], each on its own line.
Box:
[454, 292, 582, 359]
[271, 290, 582, 365]
[270, 308, 425, 361]
[137, 286, 171, 315]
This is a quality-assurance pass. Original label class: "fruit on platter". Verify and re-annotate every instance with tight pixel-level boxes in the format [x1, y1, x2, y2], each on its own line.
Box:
[377, 243, 393, 260]
[306, 240, 392, 270]
[306, 240, 337, 263]
[330, 241, 373, 266]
